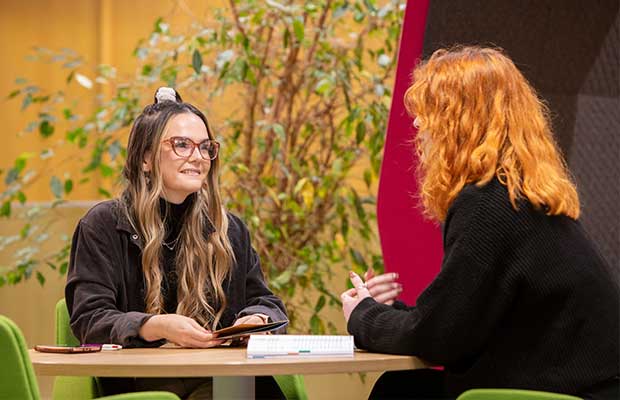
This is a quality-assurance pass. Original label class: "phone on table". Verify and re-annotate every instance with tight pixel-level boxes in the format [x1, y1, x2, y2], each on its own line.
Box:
[34, 344, 102, 353]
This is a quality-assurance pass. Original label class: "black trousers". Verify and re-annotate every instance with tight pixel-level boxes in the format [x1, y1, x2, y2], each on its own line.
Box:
[370, 370, 619, 400]
[100, 376, 285, 400]
[369, 369, 453, 400]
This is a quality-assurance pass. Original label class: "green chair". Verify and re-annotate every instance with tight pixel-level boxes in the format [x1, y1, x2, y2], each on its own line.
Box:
[456, 389, 582, 400]
[0, 314, 180, 400]
[53, 299, 101, 399]
[55, 298, 308, 400]
[274, 374, 308, 400]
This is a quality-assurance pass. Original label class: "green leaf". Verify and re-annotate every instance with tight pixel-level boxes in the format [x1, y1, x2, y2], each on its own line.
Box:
[36, 271, 46, 286]
[295, 264, 308, 276]
[50, 176, 63, 198]
[272, 124, 285, 139]
[5, 169, 19, 185]
[0, 201, 11, 217]
[16, 191, 27, 204]
[8, 89, 20, 99]
[349, 248, 369, 270]
[192, 49, 203, 74]
[355, 122, 366, 144]
[310, 314, 324, 334]
[21, 94, 32, 110]
[62, 108, 74, 120]
[64, 179, 73, 194]
[293, 18, 305, 43]
[98, 187, 112, 198]
[315, 78, 332, 95]
[59, 262, 68, 274]
[99, 164, 115, 177]
[66, 127, 83, 143]
[141, 64, 153, 76]
[39, 121, 55, 138]
[272, 269, 292, 288]
[19, 223, 31, 238]
[315, 295, 326, 313]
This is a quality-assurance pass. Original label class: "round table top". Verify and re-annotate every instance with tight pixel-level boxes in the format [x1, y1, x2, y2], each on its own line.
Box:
[29, 347, 427, 377]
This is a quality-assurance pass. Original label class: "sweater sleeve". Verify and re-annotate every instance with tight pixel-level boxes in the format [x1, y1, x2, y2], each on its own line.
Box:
[347, 185, 518, 366]
[65, 218, 163, 348]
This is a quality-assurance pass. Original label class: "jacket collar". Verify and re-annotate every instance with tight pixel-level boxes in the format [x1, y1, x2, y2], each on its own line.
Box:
[113, 199, 216, 250]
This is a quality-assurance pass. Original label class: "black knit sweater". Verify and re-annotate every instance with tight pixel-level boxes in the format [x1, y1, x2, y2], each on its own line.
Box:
[348, 178, 619, 396]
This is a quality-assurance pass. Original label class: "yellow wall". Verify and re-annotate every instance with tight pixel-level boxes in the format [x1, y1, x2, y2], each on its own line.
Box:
[1, 1, 381, 399]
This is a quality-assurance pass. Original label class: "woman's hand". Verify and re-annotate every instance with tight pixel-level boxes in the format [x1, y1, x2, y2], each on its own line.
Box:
[364, 268, 402, 305]
[341, 271, 372, 323]
[139, 314, 223, 348]
[232, 314, 269, 326]
[229, 314, 270, 345]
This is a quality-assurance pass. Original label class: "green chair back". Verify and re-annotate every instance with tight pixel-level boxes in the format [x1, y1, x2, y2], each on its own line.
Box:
[56, 298, 79, 346]
[457, 389, 582, 400]
[1, 313, 180, 400]
[53, 298, 101, 399]
[274, 374, 309, 400]
[0, 315, 41, 400]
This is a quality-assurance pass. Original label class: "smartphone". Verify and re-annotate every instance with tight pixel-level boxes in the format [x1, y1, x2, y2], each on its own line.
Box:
[34, 344, 102, 353]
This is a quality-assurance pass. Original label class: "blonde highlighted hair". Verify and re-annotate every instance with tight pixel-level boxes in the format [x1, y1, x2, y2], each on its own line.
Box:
[122, 91, 234, 330]
[404, 46, 580, 222]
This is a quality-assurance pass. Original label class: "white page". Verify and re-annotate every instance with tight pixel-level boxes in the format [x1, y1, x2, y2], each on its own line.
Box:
[247, 335, 354, 358]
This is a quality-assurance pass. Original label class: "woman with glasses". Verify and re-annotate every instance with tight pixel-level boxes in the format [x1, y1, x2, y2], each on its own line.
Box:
[65, 87, 287, 398]
[341, 47, 619, 399]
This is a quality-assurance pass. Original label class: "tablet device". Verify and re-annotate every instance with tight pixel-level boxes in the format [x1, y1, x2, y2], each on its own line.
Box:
[213, 320, 288, 340]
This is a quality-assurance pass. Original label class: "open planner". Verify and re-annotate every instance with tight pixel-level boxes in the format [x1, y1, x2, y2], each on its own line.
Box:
[246, 335, 354, 358]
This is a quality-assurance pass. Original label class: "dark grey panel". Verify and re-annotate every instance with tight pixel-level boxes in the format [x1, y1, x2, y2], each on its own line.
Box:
[422, 0, 620, 272]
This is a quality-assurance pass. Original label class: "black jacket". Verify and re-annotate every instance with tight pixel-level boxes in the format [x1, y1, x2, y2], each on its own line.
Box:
[66, 199, 287, 347]
[348, 178, 619, 396]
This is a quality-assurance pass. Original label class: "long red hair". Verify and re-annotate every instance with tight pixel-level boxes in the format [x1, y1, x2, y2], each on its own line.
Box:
[404, 46, 579, 222]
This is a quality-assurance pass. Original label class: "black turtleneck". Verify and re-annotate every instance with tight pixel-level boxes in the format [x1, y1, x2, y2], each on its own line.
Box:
[159, 195, 194, 314]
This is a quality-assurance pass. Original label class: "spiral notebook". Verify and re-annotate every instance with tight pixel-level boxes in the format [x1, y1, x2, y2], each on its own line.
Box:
[246, 335, 354, 358]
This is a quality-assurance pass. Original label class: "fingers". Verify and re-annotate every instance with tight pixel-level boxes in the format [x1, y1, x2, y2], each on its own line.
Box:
[348, 271, 370, 297]
[234, 315, 265, 326]
[365, 272, 399, 289]
[373, 287, 402, 304]
[367, 282, 402, 298]
[187, 318, 210, 334]
[341, 287, 357, 299]
[233, 315, 253, 326]
[179, 329, 224, 348]
[364, 267, 375, 281]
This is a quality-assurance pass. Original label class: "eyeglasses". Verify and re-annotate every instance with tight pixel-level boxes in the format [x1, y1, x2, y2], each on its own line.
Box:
[162, 137, 220, 160]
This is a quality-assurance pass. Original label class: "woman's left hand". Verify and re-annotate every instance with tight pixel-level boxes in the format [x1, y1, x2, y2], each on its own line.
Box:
[341, 271, 372, 323]
[233, 314, 268, 326]
[231, 314, 269, 345]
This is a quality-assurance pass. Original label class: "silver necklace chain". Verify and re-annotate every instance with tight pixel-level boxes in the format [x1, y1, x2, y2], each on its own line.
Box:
[162, 235, 180, 251]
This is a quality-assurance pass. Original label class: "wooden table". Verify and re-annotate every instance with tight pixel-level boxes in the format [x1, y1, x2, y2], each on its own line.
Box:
[29, 347, 427, 399]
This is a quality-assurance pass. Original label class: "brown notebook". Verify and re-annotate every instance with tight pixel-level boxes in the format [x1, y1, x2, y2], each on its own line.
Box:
[213, 320, 288, 340]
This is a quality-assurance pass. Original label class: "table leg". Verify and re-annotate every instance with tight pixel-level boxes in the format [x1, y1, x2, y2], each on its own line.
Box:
[213, 376, 255, 400]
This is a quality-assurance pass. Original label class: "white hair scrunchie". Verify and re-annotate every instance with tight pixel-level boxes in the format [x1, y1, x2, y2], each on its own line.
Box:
[155, 87, 177, 103]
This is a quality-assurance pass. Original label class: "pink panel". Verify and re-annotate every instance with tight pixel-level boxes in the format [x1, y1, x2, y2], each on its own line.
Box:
[377, 0, 443, 304]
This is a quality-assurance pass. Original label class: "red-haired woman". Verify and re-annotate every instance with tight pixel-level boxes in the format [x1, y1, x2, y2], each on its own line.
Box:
[341, 47, 619, 399]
